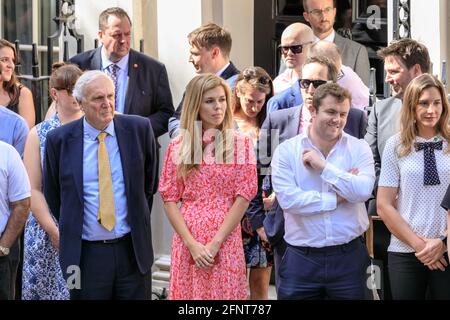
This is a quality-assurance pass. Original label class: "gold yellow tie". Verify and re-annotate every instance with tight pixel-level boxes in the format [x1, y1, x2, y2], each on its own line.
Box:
[97, 132, 116, 231]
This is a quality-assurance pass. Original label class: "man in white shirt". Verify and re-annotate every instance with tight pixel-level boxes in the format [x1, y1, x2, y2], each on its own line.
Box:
[271, 83, 375, 299]
[0, 141, 31, 299]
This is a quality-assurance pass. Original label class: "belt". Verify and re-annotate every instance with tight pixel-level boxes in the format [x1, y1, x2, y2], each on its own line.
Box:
[290, 235, 365, 254]
[83, 233, 131, 244]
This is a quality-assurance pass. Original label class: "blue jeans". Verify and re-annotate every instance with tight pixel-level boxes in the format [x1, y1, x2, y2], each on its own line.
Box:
[278, 236, 370, 300]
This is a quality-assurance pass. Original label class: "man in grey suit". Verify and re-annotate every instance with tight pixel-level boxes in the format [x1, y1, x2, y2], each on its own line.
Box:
[303, 0, 370, 85]
[256, 56, 367, 293]
[70, 7, 174, 138]
[364, 38, 430, 299]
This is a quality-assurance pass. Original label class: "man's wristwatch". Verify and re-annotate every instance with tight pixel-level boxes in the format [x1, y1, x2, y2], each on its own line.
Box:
[0, 245, 10, 256]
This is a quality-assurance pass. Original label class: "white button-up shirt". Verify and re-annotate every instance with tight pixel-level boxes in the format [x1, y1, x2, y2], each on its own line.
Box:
[271, 128, 375, 247]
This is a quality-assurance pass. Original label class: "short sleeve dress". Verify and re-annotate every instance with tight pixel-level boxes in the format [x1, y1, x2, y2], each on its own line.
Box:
[158, 131, 257, 300]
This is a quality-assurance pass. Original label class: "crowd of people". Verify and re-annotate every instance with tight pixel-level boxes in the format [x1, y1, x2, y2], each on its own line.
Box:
[0, 0, 449, 301]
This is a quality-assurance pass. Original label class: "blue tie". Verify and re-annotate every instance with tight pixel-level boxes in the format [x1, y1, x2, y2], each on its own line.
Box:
[414, 140, 443, 186]
[109, 64, 118, 110]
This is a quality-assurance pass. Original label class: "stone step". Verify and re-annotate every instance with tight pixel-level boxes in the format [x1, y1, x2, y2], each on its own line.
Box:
[154, 255, 171, 271]
[152, 270, 170, 282]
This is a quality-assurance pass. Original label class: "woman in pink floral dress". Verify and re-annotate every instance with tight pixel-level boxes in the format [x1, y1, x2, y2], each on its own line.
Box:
[159, 74, 257, 300]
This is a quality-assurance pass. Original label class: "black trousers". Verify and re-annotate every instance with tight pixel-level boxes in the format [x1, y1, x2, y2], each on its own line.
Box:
[0, 241, 20, 300]
[69, 234, 146, 300]
[388, 252, 450, 300]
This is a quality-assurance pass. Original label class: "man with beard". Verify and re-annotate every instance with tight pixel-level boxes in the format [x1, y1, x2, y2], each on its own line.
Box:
[364, 38, 431, 299]
[271, 82, 375, 299]
[303, 0, 370, 85]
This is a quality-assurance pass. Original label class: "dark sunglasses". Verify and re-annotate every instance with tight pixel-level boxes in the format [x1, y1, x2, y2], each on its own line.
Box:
[278, 43, 311, 55]
[299, 79, 329, 89]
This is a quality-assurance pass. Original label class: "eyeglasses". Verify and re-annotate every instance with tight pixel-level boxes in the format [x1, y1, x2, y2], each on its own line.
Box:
[299, 79, 329, 89]
[308, 7, 334, 17]
[278, 43, 311, 55]
[243, 68, 271, 85]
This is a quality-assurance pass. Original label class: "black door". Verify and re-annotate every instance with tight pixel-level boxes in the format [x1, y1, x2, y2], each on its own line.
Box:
[254, 0, 388, 96]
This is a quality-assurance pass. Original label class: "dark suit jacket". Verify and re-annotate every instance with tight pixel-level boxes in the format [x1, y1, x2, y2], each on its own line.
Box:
[44, 115, 158, 278]
[266, 82, 303, 113]
[168, 62, 240, 138]
[255, 105, 368, 244]
[70, 48, 174, 138]
[334, 33, 370, 86]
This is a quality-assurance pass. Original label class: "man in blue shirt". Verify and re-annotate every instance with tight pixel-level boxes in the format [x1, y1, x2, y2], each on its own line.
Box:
[0, 105, 29, 157]
[44, 71, 158, 300]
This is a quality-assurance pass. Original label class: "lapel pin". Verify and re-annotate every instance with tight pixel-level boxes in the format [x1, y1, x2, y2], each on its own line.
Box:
[133, 63, 139, 68]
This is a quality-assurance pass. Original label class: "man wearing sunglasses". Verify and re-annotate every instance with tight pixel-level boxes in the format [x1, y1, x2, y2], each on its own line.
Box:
[268, 23, 314, 114]
[273, 23, 314, 95]
[303, 0, 370, 86]
[257, 56, 367, 294]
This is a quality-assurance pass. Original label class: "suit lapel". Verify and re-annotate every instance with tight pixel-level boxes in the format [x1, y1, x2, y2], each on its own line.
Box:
[290, 106, 302, 137]
[91, 48, 102, 71]
[68, 119, 84, 205]
[124, 50, 139, 114]
[220, 62, 240, 79]
[114, 116, 132, 198]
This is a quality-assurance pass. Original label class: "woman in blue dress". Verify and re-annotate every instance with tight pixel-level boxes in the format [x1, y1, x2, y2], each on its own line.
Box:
[22, 63, 83, 299]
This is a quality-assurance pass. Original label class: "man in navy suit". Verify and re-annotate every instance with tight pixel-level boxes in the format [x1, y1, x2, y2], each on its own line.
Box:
[254, 56, 367, 294]
[44, 71, 158, 300]
[69, 7, 173, 138]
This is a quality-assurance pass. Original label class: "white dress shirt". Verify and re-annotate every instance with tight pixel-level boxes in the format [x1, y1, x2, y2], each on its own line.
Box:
[271, 128, 375, 247]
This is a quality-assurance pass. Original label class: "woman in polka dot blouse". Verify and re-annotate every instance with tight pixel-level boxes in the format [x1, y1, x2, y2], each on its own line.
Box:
[377, 74, 450, 300]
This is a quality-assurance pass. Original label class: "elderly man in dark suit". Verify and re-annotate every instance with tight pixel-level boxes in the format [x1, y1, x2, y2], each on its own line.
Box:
[253, 56, 367, 294]
[44, 71, 158, 300]
[69, 7, 173, 138]
[303, 0, 370, 86]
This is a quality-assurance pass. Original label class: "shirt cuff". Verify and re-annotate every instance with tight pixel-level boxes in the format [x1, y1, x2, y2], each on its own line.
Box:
[321, 162, 348, 185]
[321, 192, 337, 211]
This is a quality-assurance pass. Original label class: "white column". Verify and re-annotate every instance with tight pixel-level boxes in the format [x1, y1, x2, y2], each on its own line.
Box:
[410, 0, 447, 78]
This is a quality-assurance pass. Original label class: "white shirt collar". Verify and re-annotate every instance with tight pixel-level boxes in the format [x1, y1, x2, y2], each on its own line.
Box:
[314, 29, 335, 43]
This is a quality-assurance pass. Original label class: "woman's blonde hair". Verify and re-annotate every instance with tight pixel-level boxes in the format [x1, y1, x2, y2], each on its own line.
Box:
[178, 73, 233, 179]
[233, 66, 273, 128]
[398, 73, 450, 157]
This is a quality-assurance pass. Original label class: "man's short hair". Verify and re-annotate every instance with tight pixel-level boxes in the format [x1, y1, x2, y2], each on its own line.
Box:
[303, 0, 336, 12]
[99, 7, 132, 31]
[303, 56, 338, 82]
[188, 23, 232, 58]
[312, 83, 352, 111]
[377, 38, 431, 73]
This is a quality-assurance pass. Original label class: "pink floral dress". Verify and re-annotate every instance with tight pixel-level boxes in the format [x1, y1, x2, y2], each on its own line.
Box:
[158, 132, 257, 300]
